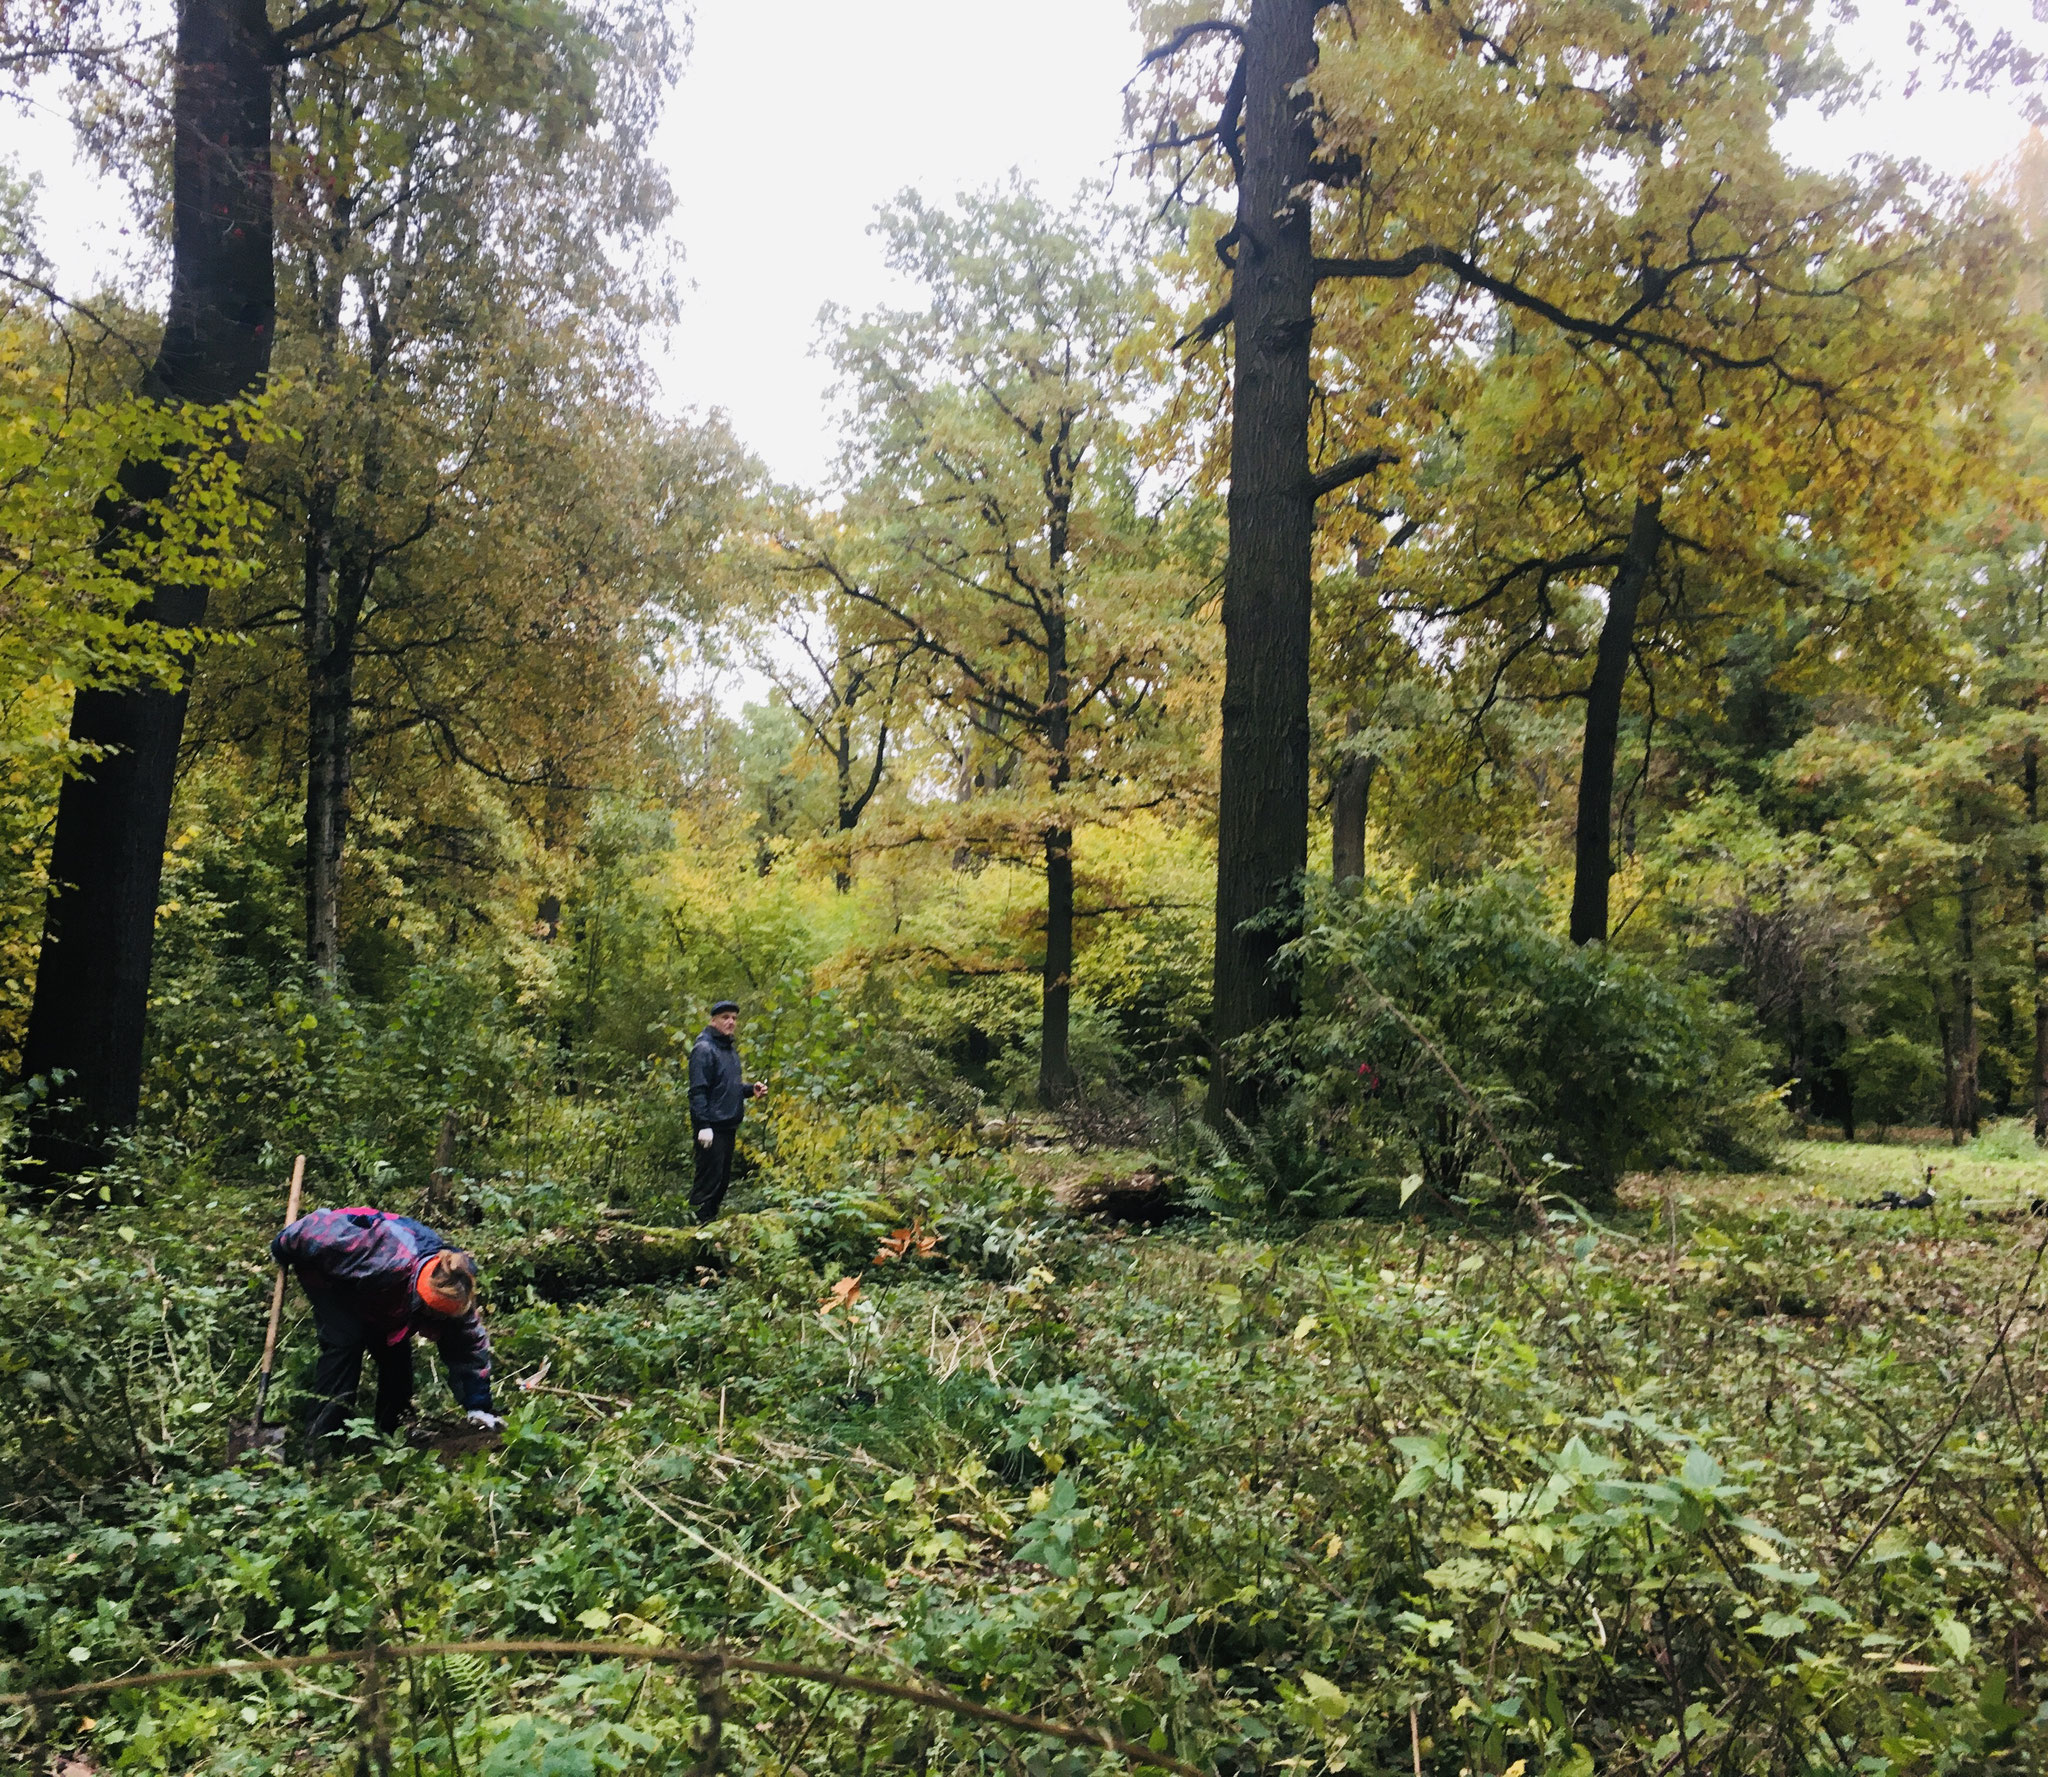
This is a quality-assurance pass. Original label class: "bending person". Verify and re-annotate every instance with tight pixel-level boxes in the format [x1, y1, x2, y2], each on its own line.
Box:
[273, 1206, 501, 1447]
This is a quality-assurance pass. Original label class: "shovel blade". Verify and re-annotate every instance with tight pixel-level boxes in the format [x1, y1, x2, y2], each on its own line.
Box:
[408, 1421, 503, 1466]
[226, 1421, 286, 1462]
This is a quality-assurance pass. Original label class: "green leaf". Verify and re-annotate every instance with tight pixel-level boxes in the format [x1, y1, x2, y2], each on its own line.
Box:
[1422, 1556, 1492, 1594]
[1212, 1283, 1242, 1332]
[1748, 1562, 1819, 1588]
[1299, 1671, 1348, 1720]
[1393, 1465, 1437, 1502]
[1753, 1612, 1808, 1640]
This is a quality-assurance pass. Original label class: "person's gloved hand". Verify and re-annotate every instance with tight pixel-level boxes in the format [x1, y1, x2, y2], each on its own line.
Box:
[466, 1409, 504, 1430]
[697, 1127, 714, 1147]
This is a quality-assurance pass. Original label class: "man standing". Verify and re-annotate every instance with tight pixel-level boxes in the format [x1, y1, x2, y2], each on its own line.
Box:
[690, 998, 767, 1222]
[273, 1206, 501, 1447]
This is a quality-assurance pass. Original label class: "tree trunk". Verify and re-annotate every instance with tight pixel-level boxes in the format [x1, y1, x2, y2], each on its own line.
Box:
[1569, 498, 1662, 946]
[303, 509, 357, 976]
[1787, 981, 1809, 1128]
[1210, 0, 1320, 1121]
[20, 0, 275, 1174]
[1952, 849, 1980, 1144]
[1331, 726, 1374, 886]
[834, 713, 854, 893]
[2029, 735, 2047, 1143]
[300, 224, 351, 973]
[1039, 826, 1076, 1105]
[1038, 471, 1076, 1108]
[423, 1106, 460, 1219]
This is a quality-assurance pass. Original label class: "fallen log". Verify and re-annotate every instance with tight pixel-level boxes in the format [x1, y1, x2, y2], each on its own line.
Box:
[479, 1221, 721, 1302]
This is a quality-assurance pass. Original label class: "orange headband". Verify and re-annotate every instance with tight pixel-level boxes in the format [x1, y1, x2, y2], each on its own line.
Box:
[417, 1250, 475, 1315]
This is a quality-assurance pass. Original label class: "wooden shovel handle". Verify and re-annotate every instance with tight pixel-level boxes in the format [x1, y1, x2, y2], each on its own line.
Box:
[259, 1155, 307, 1381]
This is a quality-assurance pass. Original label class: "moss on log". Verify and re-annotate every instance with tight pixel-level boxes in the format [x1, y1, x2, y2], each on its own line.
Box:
[481, 1222, 720, 1302]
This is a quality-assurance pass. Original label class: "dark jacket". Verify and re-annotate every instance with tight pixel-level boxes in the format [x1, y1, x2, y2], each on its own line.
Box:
[272, 1208, 493, 1411]
[688, 1026, 750, 1127]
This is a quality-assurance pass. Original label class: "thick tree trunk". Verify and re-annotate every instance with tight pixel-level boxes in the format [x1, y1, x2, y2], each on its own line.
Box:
[1569, 498, 1662, 946]
[20, 0, 275, 1174]
[2028, 736, 2047, 1143]
[1952, 850, 1980, 1144]
[1210, 0, 1320, 1121]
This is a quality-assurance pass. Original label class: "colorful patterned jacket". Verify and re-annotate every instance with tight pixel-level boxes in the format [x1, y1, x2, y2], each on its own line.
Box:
[273, 1208, 493, 1410]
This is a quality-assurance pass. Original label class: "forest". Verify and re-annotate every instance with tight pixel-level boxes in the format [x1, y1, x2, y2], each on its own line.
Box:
[8, 0, 2048, 1770]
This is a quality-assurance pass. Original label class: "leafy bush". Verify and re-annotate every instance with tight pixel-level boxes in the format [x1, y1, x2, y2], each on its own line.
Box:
[987, 1002, 1134, 1108]
[0, 1191, 259, 1498]
[1968, 1117, 2045, 1163]
[144, 941, 539, 1194]
[1264, 874, 1780, 1210]
[1847, 1031, 1945, 1127]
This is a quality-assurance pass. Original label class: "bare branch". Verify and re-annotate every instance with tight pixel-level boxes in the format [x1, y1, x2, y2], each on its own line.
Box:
[1175, 300, 1234, 352]
[1309, 447, 1398, 500]
[1139, 17, 1246, 68]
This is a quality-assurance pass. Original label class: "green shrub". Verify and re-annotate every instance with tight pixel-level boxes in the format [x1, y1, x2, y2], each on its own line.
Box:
[0, 1192, 258, 1498]
[1846, 1031, 1944, 1127]
[1265, 873, 1780, 1211]
[1967, 1117, 2046, 1163]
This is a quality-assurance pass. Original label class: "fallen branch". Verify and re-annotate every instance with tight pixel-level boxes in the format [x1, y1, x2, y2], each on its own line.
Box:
[1, 1639, 1201, 1776]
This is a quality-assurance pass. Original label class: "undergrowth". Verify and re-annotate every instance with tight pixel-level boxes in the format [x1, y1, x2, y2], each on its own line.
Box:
[3, 1135, 2048, 1773]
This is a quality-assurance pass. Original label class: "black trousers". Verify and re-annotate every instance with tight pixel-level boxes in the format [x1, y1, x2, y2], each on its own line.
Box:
[306, 1331, 414, 1444]
[691, 1122, 739, 1222]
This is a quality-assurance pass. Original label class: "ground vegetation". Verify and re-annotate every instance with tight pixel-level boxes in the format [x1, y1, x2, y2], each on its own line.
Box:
[8, 0, 2048, 1770]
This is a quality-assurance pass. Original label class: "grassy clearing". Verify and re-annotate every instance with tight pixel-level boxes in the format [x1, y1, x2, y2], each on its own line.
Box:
[4, 1134, 2048, 1774]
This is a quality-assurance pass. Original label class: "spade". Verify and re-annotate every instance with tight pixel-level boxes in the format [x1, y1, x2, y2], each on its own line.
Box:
[228, 1153, 306, 1460]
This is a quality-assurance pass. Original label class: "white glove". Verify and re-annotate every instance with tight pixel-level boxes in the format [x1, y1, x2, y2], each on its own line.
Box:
[697, 1128, 714, 1147]
[466, 1409, 504, 1430]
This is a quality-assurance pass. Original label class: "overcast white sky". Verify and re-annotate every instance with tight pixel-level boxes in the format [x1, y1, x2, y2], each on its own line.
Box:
[2, 0, 2046, 492]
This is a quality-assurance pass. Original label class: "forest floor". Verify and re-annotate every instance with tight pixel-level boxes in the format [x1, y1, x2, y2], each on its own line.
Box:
[8, 1126, 2048, 1773]
[1625, 1129, 2048, 1221]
